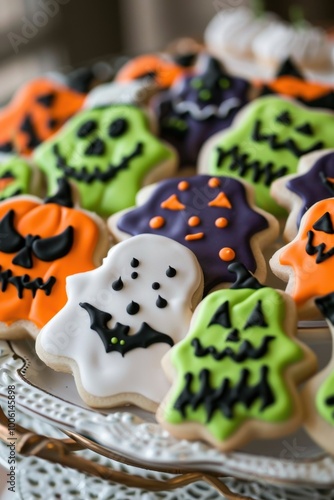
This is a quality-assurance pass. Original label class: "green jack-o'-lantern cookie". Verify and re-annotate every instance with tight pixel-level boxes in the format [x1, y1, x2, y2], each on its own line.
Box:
[34, 105, 177, 216]
[157, 263, 317, 451]
[0, 154, 40, 200]
[199, 96, 334, 216]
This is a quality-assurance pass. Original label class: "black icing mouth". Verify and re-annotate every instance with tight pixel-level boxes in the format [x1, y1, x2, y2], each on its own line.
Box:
[0, 266, 56, 299]
[252, 120, 323, 158]
[216, 145, 289, 186]
[192, 335, 275, 363]
[53, 142, 144, 184]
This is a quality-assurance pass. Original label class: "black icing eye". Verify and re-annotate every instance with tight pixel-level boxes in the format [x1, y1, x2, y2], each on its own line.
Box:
[108, 118, 128, 138]
[36, 92, 56, 108]
[166, 266, 176, 278]
[208, 301, 231, 329]
[156, 295, 167, 308]
[313, 212, 334, 234]
[243, 301, 268, 329]
[295, 123, 313, 136]
[77, 120, 98, 138]
[47, 118, 58, 130]
[131, 272, 138, 279]
[276, 111, 292, 126]
[152, 282, 160, 290]
[131, 258, 139, 268]
[126, 301, 140, 315]
[112, 277, 123, 291]
[0, 141, 13, 153]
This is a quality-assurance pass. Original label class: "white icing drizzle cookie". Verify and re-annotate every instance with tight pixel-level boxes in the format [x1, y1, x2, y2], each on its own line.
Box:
[36, 234, 204, 411]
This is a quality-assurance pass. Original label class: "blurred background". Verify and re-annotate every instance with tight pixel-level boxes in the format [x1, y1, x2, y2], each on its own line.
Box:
[0, 0, 333, 101]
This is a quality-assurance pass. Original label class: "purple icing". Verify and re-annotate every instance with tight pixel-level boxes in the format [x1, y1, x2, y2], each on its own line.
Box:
[117, 175, 269, 294]
[287, 152, 334, 228]
[151, 57, 249, 167]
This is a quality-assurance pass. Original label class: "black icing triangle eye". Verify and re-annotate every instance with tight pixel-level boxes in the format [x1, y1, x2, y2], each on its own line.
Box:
[33, 226, 74, 262]
[313, 212, 334, 234]
[108, 118, 128, 138]
[36, 92, 56, 107]
[0, 141, 14, 153]
[276, 111, 292, 126]
[296, 123, 313, 136]
[0, 210, 25, 253]
[77, 120, 97, 138]
[208, 301, 231, 328]
[243, 301, 268, 329]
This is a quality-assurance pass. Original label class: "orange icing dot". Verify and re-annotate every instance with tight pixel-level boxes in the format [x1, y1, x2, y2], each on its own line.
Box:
[185, 232, 204, 241]
[149, 216, 165, 229]
[188, 216, 200, 226]
[161, 194, 186, 211]
[219, 247, 235, 261]
[215, 217, 228, 228]
[208, 192, 232, 209]
[208, 177, 221, 188]
[178, 181, 189, 191]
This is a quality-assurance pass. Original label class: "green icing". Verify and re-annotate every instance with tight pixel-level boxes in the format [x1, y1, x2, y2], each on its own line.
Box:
[207, 96, 334, 216]
[34, 105, 176, 217]
[0, 156, 31, 199]
[165, 287, 303, 442]
[316, 372, 334, 426]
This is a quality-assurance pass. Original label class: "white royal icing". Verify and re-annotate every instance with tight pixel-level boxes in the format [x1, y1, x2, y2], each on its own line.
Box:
[39, 234, 203, 404]
[84, 79, 158, 109]
[173, 96, 241, 120]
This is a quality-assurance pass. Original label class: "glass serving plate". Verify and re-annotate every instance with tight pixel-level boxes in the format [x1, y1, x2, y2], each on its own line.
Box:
[0, 330, 333, 491]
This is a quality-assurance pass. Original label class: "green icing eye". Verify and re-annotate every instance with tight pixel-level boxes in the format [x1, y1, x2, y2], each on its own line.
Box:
[199, 89, 212, 101]
[219, 78, 230, 89]
[190, 78, 202, 89]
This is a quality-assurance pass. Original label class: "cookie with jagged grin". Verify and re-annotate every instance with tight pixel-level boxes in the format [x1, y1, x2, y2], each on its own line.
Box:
[270, 198, 334, 319]
[152, 56, 249, 167]
[156, 263, 316, 451]
[0, 179, 108, 339]
[34, 105, 177, 216]
[0, 154, 40, 200]
[0, 78, 85, 157]
[109, 175, 278, 294]
[303, 292, 334, 456]
[36, 234, 203, 411]
[199, 96, 334, 216]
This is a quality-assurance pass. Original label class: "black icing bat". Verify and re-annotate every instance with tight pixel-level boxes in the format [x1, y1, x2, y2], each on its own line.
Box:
[80, 302, 174, 356]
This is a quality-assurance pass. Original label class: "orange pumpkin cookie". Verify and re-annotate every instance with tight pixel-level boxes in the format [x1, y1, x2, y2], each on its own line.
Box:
[0, 179, 109, 339]
[0, 78, 85, 156]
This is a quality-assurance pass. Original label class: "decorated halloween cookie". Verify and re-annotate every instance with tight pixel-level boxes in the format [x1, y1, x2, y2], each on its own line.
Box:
[36, 234, 204, 411]
[84, 79, 158, 109]
[151, 56, 249, 168]
[271, 149, 334, 241]
[0, 78, 85, 156]
[270, 198, 334, 319]
[34, 105, 178, 217]
[157, 263, 316, 451]
[108, 175, 278, 294]
[258, 58, 334, 111]
[115, 54, 186, 89]
[0, 179, 109, 339]
[199, 96, 334, 216]
[303, 292, 334, 456]
[0, 154, 40, 200]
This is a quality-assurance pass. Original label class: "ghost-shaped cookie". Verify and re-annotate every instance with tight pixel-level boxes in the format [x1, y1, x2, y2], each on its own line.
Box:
[36, 234, 204, 411]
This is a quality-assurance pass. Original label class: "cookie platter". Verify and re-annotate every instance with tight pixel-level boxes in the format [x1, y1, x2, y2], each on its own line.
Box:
[0, 331, 333, 490]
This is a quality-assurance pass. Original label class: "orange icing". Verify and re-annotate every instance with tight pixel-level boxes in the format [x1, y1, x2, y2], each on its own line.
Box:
[208, 192, 232, 209]
[215, 217, 228, 228]
[279, 199, 334, 306]
[185, 232, 204, 241]
[0, 78, 85, 156]
[161, 194, 186, 211]
[178, 180, 190, 191]
[188, 216, 200, 227]
[149, 215, 165, 229]
[0, 178, 14, 191]
[0, 199, 99, 328]
[219, 247, 235, 261]
[266, 76, 332, 101]
[115, 55, 185, 88]
[208, 177, 221, 188]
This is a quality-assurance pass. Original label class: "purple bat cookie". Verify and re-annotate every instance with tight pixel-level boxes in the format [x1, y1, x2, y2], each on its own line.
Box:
[287, 151, 334, 228]
[151, 56, 249, 168]
[116, 175, 273, 294]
